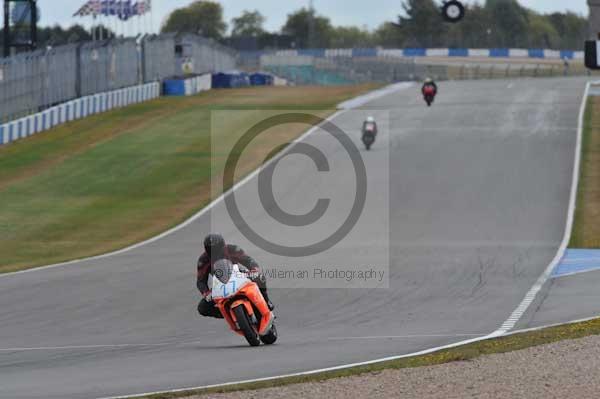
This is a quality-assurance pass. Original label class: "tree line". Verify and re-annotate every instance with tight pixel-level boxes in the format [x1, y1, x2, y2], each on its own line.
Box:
[162, 0, 587, 50]
[1, 0, 587, 51]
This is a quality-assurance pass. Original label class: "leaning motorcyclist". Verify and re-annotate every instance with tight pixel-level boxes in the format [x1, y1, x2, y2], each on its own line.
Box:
[197, 233, 273, 319]
[362, 116, 378, 135]
[422, 77, 438, 96]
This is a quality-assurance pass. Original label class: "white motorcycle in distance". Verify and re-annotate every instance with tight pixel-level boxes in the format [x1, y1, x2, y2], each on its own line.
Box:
[209, 259, 277, 347]
[362, 117, 378, 151]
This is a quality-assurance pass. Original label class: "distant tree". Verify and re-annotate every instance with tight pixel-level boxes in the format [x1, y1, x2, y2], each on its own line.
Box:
[330, 26, 374, 48]
[396, 0, 446, 47]
[282, 8, 333, 48]
[527, 12, 559, 48]
[445, 4, 491, 48]
[548, 12, 587, 50]
[162, 1, 227, 40]
[484, 0, 529, 47]
[374, 22, 405, 48]
[231, 10, 266, 37]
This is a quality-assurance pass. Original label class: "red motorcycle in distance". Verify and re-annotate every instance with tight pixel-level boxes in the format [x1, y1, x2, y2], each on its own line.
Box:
[422, 85, 437, 107]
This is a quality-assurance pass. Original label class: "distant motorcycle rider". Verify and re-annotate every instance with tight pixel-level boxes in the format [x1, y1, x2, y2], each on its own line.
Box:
[421, 77, 438, 96]
[362, 116, 378, 135]
[197, 234, 273, 319]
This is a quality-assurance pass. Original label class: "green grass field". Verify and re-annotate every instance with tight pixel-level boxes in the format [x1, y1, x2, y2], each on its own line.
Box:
[0, 85, 377, 273]
[570, 95, 600, 248]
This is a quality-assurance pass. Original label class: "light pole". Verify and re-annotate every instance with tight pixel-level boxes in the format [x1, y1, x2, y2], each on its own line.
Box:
[308, 0, 315, 49]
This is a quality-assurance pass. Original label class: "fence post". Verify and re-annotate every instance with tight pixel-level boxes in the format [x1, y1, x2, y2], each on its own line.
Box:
[140, 37, 147, 84]
[75, 44, 82, 98]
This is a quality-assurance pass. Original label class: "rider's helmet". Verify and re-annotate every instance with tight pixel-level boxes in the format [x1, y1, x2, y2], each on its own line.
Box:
[204, 233, 225, 259]
[424, 77, 433, 84]
[366, 116, 375, 123]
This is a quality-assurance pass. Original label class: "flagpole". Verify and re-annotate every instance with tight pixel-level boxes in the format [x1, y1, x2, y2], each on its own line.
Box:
[150, 0, 155, 34]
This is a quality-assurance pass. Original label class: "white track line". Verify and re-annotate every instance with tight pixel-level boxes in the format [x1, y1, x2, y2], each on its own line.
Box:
[98, 81, 596, 399]
[99, 334, 495, 399]
[329, 333, 484, 340]
[0, 82, 412, 279]
[98, 315, 600, 399]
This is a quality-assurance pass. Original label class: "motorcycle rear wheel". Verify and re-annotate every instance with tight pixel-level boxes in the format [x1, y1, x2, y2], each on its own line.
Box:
[233, 305, 261, 346]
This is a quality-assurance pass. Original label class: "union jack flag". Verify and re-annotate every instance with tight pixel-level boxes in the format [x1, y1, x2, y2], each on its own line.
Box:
[134, 0, 151, 15]
[73, 0, 102, 17]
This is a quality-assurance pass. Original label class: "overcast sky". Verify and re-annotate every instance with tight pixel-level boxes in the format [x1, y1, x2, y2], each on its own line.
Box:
[14, 0, 590, 33]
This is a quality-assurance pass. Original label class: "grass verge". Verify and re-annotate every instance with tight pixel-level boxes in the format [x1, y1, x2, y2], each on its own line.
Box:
[0, 84, 378, 273]
[570, 95, 600, 247]
[133, 316, 600, 399]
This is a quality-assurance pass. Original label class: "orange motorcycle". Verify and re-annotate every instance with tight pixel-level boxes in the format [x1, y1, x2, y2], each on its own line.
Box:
[210, 259, 277, 347]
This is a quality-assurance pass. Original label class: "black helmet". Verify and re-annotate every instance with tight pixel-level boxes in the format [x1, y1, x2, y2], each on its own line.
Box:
[204, 233, 225, 259]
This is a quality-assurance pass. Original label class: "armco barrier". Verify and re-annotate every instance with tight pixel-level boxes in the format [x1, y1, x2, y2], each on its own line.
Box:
[0, 82, 160, 146]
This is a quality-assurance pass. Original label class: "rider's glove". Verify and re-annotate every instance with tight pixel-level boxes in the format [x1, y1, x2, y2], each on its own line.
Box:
[203, 291, 212, 302]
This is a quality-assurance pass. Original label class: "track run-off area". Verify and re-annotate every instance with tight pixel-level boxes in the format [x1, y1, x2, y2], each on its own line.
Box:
[0, 77, 592, 399]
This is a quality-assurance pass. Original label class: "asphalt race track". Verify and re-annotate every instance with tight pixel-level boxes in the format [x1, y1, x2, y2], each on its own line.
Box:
[0, 77, 589, 399]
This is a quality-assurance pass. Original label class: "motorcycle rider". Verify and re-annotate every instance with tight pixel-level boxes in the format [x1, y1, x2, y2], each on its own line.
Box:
[422, 77, 438, 96]
[197, 233, 274, 319]
[362, 116, 378, 135]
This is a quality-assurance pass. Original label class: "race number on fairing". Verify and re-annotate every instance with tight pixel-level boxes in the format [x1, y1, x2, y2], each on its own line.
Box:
[210, 266, 252, 299]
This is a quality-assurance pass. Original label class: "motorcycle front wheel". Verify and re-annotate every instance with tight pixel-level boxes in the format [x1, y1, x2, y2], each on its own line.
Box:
[260, 324, 278, 345]
[233, 305, 261, 346]
[362, 135, 374, 150]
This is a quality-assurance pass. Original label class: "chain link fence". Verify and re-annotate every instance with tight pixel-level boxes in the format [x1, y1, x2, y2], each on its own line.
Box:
[252, 53, 598, 86]
[0, 34, 238, 123]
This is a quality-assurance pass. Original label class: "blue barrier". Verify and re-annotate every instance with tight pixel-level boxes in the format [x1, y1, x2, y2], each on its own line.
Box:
[560, 50, 575, 60]
[449, 48, 469, 57]
[299, 48, 325, 57]
[163, 79, 186, 95]
[528, 49, 545, 58]
[403, 48, 427, 57]
[212, 72, 250, 89]
[250, 73, 274, 86]
[0, 125, 3, 145]
[352, 48, 377, 57]
[490, 48, 509, 57]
